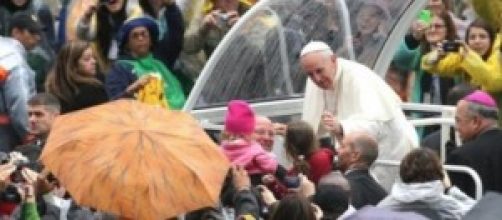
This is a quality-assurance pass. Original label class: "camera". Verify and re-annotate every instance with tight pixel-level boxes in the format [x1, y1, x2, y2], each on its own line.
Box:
[0, 152, 30, 204]
[443, 41, 461, 52]
[0, 152, 29, 183]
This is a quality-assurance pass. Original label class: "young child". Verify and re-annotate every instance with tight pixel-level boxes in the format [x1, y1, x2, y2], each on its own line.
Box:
[221, 100, 279, 185]
[285, 120, 334, 184]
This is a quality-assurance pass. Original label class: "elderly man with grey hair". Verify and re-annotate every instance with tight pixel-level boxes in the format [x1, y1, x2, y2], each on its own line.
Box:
[447, 90, 502, 198]
[338, 132, 387, 209]
[253, 116, 275, 152]
[300, 41, 418, 190]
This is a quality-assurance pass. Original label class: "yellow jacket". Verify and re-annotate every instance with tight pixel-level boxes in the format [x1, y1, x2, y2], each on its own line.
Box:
[421, 34, 502, 92]
[203, 0, 255, 14]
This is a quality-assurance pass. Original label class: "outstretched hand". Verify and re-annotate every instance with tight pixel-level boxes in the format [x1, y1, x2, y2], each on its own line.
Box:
[126, 75, 154, 94]
[232, 165, 251, 192]
[410, 20, 428, 41]
[321, 111, 343, 137]
[0, 164, 16, 191]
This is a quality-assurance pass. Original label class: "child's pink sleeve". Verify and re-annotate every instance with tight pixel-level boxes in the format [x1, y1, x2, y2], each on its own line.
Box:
[254, 153, 278, 173]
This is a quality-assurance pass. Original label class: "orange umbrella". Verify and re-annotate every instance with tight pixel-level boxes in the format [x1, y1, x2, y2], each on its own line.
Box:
[40, 100, 229, 220]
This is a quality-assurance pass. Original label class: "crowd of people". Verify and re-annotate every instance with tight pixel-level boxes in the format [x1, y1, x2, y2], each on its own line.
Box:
[0, 0, 502, 219]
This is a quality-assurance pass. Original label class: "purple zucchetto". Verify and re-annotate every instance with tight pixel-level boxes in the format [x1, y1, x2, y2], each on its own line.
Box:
[463, 90, 497, 108]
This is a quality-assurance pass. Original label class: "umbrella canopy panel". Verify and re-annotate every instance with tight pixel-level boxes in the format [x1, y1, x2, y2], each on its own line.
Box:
[41, 100, 230, 219]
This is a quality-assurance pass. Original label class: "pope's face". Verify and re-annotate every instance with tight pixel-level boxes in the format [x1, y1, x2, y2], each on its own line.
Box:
[300, 52, 337, 90]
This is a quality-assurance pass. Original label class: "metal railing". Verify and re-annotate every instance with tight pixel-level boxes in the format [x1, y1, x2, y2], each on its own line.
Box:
[403, 103, 457, 163]
[375, 159, 483, 200]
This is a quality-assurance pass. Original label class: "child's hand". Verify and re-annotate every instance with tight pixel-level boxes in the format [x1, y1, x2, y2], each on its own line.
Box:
[256, 185, 277, 206]
[299, 174, 316, 197]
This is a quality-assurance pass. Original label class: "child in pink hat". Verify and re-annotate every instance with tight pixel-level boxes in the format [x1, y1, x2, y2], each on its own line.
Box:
[221, 100, 280, 184]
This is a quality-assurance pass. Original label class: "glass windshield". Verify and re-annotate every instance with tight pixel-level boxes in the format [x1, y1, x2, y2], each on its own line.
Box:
[191, 0, 412, 109]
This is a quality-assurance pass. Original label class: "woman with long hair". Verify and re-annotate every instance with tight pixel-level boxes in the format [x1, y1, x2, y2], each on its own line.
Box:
[422, 18, 502, 124]
[76, 0, 142, 71]
[285, 121, 333, 184]
[45, 40, 108, 113]
[393, 11, 459, 105]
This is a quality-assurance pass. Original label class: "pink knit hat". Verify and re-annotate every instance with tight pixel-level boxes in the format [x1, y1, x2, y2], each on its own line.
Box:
[463, 90, 497, 108]
[225, 100, 255, 135]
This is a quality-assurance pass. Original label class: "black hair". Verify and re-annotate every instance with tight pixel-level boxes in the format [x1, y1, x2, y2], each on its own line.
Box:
[387, 62, 411, 90]
[95, 0, 128, 60]
[313, 184, 350, 220]
[269, 194, 316, 220]
[465, 19, 497, 60]
[3, 0, 31, 13]
[139, 0, 156, 18]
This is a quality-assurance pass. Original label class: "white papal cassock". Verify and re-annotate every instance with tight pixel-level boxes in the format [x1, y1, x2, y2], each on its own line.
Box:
[302, 58, 419, 190]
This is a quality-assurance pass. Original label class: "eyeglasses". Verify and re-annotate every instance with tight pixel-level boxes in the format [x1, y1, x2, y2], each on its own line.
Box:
[429, 23, 445, 30]
[130, 30, 150, 40]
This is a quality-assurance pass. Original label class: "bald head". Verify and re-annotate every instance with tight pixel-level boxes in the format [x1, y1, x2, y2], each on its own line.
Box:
[338, 132, 379, 171]
[351, 132, 379, 166]
[256, 116, 272, 125]
[253, 116, 274, 151]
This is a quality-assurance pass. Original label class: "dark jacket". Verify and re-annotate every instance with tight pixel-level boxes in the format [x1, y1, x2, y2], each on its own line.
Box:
[345, 169, 388, 209]
[151, 3, 192, 95]
[59, 82, 108, 114]
[150, 3, 184, 69]
[13, 137, 45, 172]
[421, 128, 457, 159]
[185, 189, 260, 220]
[105, 57, 137, 100]
[447, 128, 502, 198]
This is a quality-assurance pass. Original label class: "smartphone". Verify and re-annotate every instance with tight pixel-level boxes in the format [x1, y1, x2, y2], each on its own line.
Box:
[284, 176, 301, 188]
[418, 9, 432, 25]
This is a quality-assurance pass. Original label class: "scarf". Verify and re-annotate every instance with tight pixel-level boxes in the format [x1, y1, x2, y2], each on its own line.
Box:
[125, 54, 186, 109]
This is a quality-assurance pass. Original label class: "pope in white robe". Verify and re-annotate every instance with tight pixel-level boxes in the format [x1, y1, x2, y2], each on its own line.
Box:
[300, 41, 418, 189]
